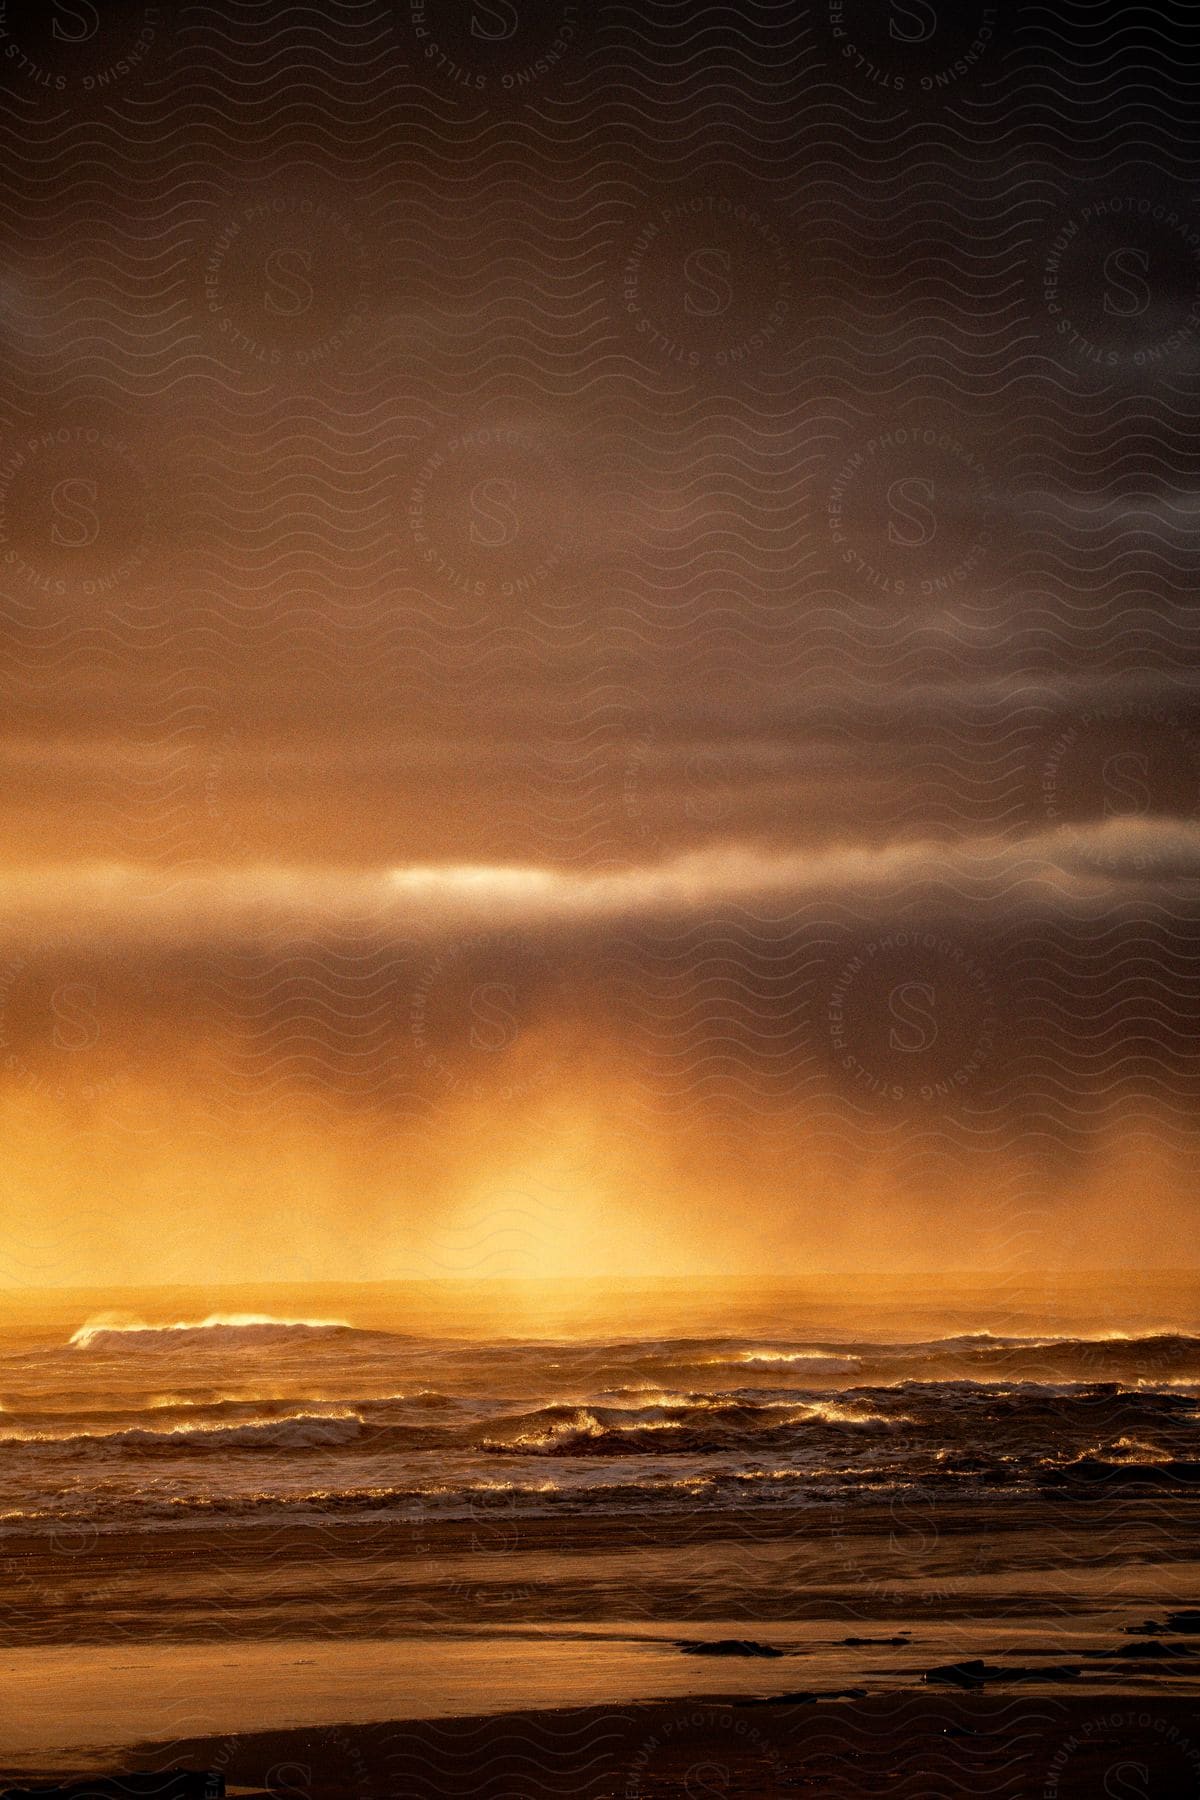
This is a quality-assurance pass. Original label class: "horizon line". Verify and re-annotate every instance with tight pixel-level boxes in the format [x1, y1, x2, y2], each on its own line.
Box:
[3, 1268, 1198, 1297]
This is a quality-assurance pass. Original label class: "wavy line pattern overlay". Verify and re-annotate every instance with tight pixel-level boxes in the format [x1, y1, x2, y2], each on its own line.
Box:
[2, 2, 1200, 1795]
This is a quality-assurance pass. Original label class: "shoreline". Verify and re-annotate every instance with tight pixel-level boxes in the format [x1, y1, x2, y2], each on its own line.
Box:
[3, 1609, 1200, 1781]
[4, 1484, 1195, 1547]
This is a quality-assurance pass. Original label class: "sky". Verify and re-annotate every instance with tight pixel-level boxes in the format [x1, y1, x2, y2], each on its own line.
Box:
[2, 1, 1200, 1287]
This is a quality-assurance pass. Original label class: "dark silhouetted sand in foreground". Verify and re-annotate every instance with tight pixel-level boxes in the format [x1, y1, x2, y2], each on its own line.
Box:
[8, 1694, 1200, 1800]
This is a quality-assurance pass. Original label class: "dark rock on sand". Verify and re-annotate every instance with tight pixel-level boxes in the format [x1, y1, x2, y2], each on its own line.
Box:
[840, 1635, 911, 1647]
[677, 1638, 785, 1658]
[1129, 1612, 1200, 1641]
[924, 1659, 991, 1688]
[1096, 1639, 1195, 1660]
[923, 1659, 1080, 1688]
[734, 1688, 868, 1706]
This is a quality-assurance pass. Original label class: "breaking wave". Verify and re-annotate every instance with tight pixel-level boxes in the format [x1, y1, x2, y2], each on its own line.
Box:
[3, 1411, 369, 1453]
[68, 1314, 373, 1352]
[478, 1396, 910, 1457]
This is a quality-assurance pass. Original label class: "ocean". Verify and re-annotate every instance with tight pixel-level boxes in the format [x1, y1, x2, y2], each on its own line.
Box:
[3, 1274, 1200, 1538]
[2, 1276, 1200, 1777]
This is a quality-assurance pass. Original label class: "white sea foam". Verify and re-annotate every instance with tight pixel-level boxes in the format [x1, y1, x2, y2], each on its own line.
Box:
[69, 1314, 357, 1352]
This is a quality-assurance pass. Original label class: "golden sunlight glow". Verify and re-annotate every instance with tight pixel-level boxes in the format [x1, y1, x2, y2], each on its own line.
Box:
[68, 1313, 351, 1348]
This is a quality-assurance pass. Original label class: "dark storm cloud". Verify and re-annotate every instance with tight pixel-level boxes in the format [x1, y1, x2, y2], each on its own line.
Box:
[3, 0, 1200, 1277]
